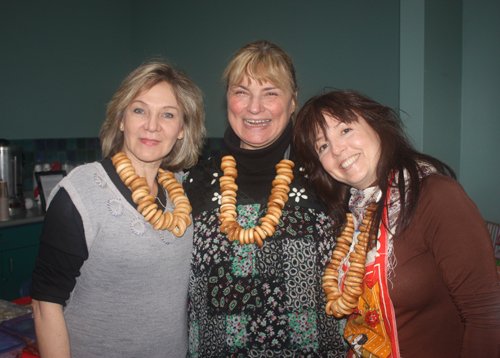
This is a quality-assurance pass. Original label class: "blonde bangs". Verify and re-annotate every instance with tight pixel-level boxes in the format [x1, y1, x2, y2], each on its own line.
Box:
[226, 53, 294, 95]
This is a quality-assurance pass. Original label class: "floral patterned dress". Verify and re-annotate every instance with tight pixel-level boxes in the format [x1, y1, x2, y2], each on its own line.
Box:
[184, 125, 348, 358]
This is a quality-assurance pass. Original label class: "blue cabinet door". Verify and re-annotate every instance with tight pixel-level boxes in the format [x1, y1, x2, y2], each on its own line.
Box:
[0, 223, 42, 301]
[1, 245, 39, 301]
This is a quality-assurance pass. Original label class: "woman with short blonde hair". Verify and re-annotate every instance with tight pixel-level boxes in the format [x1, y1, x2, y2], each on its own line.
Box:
[222, 40, 298, 119]
[184, 41, 347, 357]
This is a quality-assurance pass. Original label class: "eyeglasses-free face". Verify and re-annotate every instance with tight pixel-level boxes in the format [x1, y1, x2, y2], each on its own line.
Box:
[227, 76, 296, 150]
[315, 114, 381, 190]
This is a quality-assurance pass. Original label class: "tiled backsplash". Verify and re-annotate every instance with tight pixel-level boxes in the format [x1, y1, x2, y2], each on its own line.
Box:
[9, 137, 224, 192]
[10, 137, 103, 192]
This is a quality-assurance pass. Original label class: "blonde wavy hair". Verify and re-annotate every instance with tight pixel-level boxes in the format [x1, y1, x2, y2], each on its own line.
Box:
[100, 61, 205, 171]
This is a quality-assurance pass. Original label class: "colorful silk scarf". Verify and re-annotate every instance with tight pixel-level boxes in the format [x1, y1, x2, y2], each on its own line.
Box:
[342, 165, 435, 358]
[341, 186, 398, 358]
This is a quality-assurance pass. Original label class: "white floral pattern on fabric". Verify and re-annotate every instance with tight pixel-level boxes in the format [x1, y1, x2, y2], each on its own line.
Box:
[289, 187, 308, 203]
[211, 172, 219, 185]
[212, 192, 221, 204]
[236, 203, 261, 228]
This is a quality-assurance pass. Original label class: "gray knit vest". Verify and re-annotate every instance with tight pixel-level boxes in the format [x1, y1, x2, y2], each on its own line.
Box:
[48, 162, 192, 358]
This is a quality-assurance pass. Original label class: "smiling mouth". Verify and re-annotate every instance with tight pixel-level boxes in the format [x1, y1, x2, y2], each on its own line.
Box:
[341, 154, 360, 169]
[244, 119, 271, 126]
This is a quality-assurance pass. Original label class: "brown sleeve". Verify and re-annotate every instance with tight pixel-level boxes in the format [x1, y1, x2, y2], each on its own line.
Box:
[419, 175, 500, 357]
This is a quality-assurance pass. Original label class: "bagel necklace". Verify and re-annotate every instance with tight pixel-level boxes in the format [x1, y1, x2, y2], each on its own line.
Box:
[218, 155, 295, 246]
[112, 152, 192, 237]
[322, 203, 378, 318]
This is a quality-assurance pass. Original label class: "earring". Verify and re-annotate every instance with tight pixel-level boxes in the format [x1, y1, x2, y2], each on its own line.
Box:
[120, 124, 124, 131]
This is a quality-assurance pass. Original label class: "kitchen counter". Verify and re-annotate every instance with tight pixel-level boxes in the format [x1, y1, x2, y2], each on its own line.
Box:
[0, 207, 44, 229]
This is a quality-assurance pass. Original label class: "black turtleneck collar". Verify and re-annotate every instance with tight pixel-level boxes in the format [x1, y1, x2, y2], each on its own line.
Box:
[220, 121, 293, 202]
[223, 121, 293, 174]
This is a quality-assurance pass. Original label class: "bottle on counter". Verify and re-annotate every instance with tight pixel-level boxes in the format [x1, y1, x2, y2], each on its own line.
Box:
[33, 163, 43, 207]
[0, 180, 10, 221]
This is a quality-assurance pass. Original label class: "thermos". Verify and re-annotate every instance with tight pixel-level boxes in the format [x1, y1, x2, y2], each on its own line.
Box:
[0, 180, 9, 221]
[0, 141, 25, 215]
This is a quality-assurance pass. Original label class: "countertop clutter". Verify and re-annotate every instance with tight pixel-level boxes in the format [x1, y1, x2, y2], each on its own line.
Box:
[0, 208, 44, 230]
[0, 329, 25, 358]
[0, 299, 37, 357]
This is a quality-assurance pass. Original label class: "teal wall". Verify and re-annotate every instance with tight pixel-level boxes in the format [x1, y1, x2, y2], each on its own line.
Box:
[400, 0, 425, 150]
[0, 1, 400, 139]
[1, 1, 499, 222]
[422, 0, 462, 174]
[0, 1, 133, 139]
[400, 0, 500, 223]
[400, 0, 462, 173]
[460, 0, 500, 223]
[130, 1, 400, 137]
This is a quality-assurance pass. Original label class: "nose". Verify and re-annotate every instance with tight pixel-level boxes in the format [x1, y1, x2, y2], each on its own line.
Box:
[248, 95, 264, 114]
[331, 141, 346, 156]
[145, 114, 160, 132]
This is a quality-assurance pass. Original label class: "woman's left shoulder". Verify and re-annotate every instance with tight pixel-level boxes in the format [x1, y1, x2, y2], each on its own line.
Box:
[418, 174, 484, 226]
[420, 174, 466, 198]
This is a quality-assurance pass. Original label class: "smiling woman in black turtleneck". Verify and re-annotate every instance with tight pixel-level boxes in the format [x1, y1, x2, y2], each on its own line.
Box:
[184, 40, 348, 357]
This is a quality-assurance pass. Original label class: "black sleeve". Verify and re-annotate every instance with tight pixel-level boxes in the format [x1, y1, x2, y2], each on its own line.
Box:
[31, 188, 88, 306]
